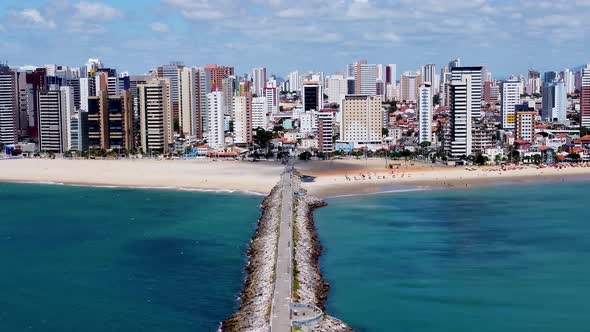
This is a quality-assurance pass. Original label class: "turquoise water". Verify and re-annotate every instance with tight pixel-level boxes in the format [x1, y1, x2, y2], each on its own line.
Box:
[316, 182, 590, 331]
[0, 183, 262, 332]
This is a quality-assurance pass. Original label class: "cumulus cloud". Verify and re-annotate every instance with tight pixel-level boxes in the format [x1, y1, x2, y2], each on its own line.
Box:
[163, 0, 231, 19]
[150, 22, 170, 33]
[74, 2, 123, 20]
[18, 8, 56, 28]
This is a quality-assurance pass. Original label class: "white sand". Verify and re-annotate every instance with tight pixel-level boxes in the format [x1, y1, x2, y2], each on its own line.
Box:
[0, 158, 284, 194]
[3, 157, 590, 197]
[300, 162, 590, 197]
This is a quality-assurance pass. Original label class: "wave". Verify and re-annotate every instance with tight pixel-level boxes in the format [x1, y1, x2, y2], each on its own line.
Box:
[2, 180, 266, 196]
[326, 187, 437, 199]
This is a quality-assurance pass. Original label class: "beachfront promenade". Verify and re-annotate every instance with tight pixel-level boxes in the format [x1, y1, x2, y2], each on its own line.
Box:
[270, 167, 294, 331]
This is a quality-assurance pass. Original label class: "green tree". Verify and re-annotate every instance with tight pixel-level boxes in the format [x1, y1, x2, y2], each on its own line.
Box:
[432, 95, 440, 105]
[298, 151, 312, 160]
[253, 127, 273, 151]
[475, 153, 487, 165]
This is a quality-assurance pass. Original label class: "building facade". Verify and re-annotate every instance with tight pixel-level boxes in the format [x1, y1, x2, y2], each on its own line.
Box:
[340, 95, 383, 148]
[138, 79, 173, 154]
[501, 80, 521, 129]
[418, 83, 432, 143]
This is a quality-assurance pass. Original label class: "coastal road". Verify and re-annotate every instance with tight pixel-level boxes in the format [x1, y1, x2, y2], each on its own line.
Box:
[271, 167, 294, 331]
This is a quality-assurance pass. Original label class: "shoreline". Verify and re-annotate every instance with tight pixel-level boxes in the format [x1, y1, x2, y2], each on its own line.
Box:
[0, 158, 283, 195]
[0, 179, 268, 196]
[301, 165, 590, 198]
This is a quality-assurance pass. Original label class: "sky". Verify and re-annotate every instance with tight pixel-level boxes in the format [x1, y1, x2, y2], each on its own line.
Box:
[0, 0, 589, 78]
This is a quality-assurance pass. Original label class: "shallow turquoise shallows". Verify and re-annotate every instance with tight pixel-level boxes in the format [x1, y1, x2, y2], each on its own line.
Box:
[315, 182, 590, 332]
[0, 183, 262, 332]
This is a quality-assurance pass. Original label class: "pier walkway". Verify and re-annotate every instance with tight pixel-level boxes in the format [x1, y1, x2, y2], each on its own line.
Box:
[270, 167, 294, 331]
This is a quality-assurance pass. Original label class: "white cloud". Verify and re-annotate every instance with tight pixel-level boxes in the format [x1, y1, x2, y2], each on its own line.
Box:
[74, 2, 123, 20]
[163, 0, 230, 19]
[277, 8, 306, 18]
[150, 22, 170, 33]
[18, 8, 56, 28]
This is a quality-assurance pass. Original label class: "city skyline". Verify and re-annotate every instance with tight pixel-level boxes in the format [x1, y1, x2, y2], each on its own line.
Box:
[1, 0, 589, 77]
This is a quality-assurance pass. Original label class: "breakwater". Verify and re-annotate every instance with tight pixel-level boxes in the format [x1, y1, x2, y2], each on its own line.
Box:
[292, 176, 353, 331]
[222, 184, 281, 331]
[222, 171, 352, 331]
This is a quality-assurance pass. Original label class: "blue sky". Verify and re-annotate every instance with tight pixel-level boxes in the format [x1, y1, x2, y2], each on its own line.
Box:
[0, 0, 588, 78]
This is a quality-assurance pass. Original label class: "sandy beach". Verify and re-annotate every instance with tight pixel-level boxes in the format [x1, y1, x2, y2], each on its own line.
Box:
[2, 157, 590, 197]
[295, 159, 590, 197]
[0, 158, 284, 194]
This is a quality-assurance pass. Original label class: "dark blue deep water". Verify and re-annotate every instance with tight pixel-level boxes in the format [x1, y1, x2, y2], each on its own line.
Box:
[315, 182, 590, 332]
[0, 183, 262, 332]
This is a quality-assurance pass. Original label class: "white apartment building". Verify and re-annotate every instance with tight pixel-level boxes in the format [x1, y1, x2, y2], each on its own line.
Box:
[340, 95, 383, 148]
[358, 64, 377, 96]
[252, 96, 268, 130]
[327, 75, 347, 104]
[451, 66, 483, 118]
[501, 80, 521, 129]
[207, 91, 225, 148]
[449, 76, 473, 159]
[300, 110, 317, 135]
[0, 67, 17, 145]
[252, 67, 266, 96]
[418, 84, 432, 143]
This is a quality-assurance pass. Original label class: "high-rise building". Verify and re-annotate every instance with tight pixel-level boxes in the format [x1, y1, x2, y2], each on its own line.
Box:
[252, 96, 268, 130]
[204, 64, 234, 92]
[157, 62, 183, 126]
[23, 68, 47, 140]
[317, 110, 335, 153]
[178, 67, 198, 138]
[501, 80, 521, 129]
[287, 70, 301, 93]
[542, 82, 566, 123]
[449, 58, 461, 69]
[515, 107, 536, 142]
[421, 64, 437, 93]
[581, 64, 590, 128]
[263, 87, 279, 114]
[385, 64, 396, 85]
[195, 68, 210, 136]
[69, 111, 89, 152]
[38, 89, 67, 152]
[355, 63, 377, 96]
[563, 69, 575, 94]
[138, 79, 173, 154]
[222, 76, 236, 117]
[86, 90, 134, 151]
[543, 71, 557, 83]
[400, 72, 421, 102]
[252, 67, 267, 96]
[327, 75, 347, 104]
[418, 83, 432, 143]
[449, 75, 473, 159]
[302, 82, 322, 112]
[207, 91, 225, 148]
[451, 66, 483, 118]
[0, 65, 17, 145]
[340, 95, 383, 148]
[60, 86, 75, 150]
[232, 94, 252, 144]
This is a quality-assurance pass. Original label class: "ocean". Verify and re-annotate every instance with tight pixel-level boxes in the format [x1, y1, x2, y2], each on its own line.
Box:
[0, 183, 262, 332]
[315, 181, 590, 331]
